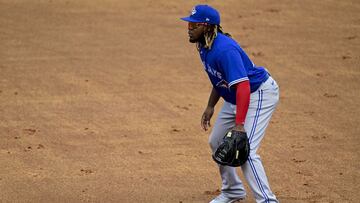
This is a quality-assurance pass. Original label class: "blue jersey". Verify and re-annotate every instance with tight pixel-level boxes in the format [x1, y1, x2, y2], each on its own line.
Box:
[199, 33, 269, 105]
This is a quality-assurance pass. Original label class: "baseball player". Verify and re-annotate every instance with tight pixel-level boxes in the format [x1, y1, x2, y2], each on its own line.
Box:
[181, 5, 280, 203]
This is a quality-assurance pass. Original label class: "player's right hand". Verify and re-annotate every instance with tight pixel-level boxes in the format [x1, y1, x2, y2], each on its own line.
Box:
[201, 106, 214, 131]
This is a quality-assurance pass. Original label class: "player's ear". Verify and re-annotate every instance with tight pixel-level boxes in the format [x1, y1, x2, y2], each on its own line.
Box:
[204, 25, 211, 33]
[204, 24, 215, 33]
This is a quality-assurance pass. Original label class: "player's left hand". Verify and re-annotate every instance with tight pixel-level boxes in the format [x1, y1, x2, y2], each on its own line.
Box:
[232, 124, 246, 133]
[212, 129, 250, 167]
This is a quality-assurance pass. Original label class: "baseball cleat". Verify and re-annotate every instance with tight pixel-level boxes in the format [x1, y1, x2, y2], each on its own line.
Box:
[209, 193, 245, 203]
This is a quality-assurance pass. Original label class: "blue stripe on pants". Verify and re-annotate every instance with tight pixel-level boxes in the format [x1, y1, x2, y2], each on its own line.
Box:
[248, 157, 270, 203]
[249, 90, 263, 142]
[248, 90, 270, 202]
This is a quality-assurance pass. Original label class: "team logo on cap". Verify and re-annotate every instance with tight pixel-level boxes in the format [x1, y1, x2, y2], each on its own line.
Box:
[191, 7, 196, 15]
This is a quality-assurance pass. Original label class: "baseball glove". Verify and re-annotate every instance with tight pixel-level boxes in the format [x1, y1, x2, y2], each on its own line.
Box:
[212, 130, 250, 167]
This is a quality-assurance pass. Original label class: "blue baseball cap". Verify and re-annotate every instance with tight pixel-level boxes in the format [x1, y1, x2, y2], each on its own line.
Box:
[181, 5, 220, 25]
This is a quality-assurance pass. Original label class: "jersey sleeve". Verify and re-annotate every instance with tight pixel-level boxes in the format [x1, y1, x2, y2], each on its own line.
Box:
[217, 49, 248, 88]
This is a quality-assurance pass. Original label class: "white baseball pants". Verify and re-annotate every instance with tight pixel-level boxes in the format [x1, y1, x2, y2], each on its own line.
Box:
[209, 76, 280, 203]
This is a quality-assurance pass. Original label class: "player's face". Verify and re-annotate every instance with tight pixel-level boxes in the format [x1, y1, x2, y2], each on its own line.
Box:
[188, 22, 206, 43]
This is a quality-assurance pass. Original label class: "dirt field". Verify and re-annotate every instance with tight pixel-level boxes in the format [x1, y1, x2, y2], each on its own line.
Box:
[0, 0, 359, 202]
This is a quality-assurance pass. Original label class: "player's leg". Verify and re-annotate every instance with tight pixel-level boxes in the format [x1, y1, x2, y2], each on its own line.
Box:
[241, 77, 279, 203]
[209, 101, 246, 199]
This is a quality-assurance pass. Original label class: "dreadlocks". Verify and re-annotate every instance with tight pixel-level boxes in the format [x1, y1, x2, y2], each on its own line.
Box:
[203, 25, 217, 49]
[200, 25, 232, 50]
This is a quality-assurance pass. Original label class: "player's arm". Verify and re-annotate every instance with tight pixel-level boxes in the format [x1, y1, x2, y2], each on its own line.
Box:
[217, 49, 250, 132]
[207, 87, 221, 108]
[201, 87, 220, 131]
[233, 81, 250, 132]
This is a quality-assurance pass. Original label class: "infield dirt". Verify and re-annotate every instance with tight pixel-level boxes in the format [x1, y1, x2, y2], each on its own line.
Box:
[0, 0, 359, 202]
